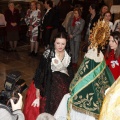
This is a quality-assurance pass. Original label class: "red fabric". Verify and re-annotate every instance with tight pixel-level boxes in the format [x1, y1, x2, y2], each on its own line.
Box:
[40, 97, 46, 113]
[23, 81, 40, 120]
[46, 26, 53, 29]
[105, 50, 120, 80]
[72, 16, 80, 26]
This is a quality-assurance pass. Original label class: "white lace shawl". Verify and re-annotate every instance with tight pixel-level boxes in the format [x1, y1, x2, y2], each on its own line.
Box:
[51, 50, 71, 75]
[85, 47, 104, 62]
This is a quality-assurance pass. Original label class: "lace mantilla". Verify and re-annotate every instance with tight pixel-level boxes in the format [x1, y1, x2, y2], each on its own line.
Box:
[43, 49, 54, 59]
[85, 47, 104, 62]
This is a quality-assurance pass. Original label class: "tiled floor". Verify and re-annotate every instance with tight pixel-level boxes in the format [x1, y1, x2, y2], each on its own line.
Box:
[0, 42, 84, 106]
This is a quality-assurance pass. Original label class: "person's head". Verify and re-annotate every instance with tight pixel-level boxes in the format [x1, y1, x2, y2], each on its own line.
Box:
[36, 113, 55, 120]
[15, 4, 22, 12]
[30, 1, 37, 11]
[89, 4, 97, 15]
[51, 0, 56, 7]
[100, 5, 109, 15]
[44, 0, 53, 9]
[73, 7, 82, 18]
[8, 2, 14, 11]
[37, 1, 43, 10]
[0, 104, 14, 120]
[74, 4, 83, 11]
[103, 11, 112, 22]
[107, 31, 120, 59]
[51, 32, 68, 52]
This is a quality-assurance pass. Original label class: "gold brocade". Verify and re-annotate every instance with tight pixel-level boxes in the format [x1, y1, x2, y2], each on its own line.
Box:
[89, 20, 110, 48]
[72, 105, 99, 119]
[67, 57, 114, 120]
[99, 76, 120, 120]
[69, 58, 90, 92]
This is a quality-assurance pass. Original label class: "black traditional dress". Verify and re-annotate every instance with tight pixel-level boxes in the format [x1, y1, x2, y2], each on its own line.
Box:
[34, 49, 74, 115]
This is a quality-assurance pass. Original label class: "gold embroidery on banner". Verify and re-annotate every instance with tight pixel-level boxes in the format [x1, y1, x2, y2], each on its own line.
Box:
[69, 58, 90, 91]
[70, 59, 106, 93]
[73, 93, 99, 111]
[94, 72, 109, 106]
[72, 104, 99, 119]
[72, 71, 111, 118]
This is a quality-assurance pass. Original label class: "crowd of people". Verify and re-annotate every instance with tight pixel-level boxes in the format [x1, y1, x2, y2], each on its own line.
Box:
[0, 0, 120, 120]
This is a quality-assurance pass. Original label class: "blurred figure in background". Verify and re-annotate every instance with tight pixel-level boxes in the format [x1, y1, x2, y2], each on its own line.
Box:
[25, 1, 41, 56]
[4, 1, 20, 51]
[40, 0, 55, 50]
[0, 11, 6, 26]
[112, 18, 120, 32]
[84, 4, 99, 42]
[67, 7, 85, 68]
[103, 11, 113, 31]
[15, 4, 25, 25]
[50, 0, 60, 41]
[99, 5, 109, 20]
[37, 1, 44, 45]
[57, 0, 72, 32]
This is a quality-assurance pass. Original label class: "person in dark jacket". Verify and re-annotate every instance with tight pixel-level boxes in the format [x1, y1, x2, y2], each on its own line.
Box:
[84, 4, 99, 42]
[41, 0, 54, 49]
[4, 1, 20, 51]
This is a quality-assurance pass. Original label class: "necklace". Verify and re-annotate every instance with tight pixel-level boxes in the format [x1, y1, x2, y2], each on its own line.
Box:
[55, 50, 65, 58]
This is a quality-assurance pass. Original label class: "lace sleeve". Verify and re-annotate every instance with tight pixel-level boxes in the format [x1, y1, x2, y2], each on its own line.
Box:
[67, 59, 74, 83]
[33, 50, 51, 89]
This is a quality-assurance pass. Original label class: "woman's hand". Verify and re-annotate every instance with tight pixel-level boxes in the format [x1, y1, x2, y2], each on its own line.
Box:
[31, 88, 40, 107]
[31, 98, 40, 107]
[11, 22, 17, 27]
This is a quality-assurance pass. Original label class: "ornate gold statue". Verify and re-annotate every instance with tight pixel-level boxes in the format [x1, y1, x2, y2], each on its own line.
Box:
[89, 20, 110, 49]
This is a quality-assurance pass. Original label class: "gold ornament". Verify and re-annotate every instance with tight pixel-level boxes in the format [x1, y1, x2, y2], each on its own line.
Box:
[89, 20, 110, 48]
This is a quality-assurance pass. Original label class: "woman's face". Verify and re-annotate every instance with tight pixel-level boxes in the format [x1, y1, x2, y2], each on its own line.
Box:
[109, 36, 118, 51]
[8, 3, 14, 11]
[37, 4, 41, 10]
[54, 38, 66, 52]
[101, 6, 108, 14]
[31, 2, 36, 10]
[74, 10, 79, 18]
[104, 13, 111, 21]
[89, 6, 95, 14]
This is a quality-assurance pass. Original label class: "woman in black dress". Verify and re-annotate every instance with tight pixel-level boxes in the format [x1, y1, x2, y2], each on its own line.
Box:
[25, 32, 74, 117]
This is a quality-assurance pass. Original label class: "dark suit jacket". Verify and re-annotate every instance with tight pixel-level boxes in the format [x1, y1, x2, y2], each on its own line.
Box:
[84, 13, 100, 35]
[4, 9, 20, 31]
[41, 8, 54, 30]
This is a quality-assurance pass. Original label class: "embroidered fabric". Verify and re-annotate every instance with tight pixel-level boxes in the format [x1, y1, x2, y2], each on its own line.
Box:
[43, 49, 50, 58]
[85, 47, 104, 62]
[51, 51, 71, 75]
[54, 94, 96, 120]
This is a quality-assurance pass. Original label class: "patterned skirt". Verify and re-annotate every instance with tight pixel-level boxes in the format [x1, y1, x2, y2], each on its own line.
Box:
[45, 71, 70, 115]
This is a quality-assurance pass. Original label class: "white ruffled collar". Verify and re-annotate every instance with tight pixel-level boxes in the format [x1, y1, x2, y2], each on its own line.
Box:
[52, 50, 71, 67]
